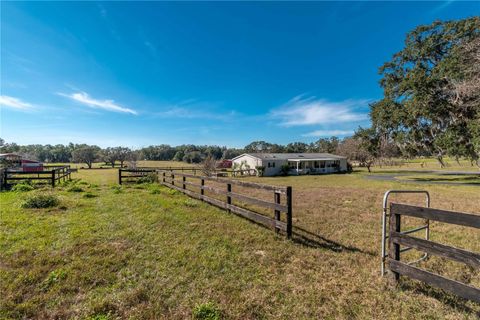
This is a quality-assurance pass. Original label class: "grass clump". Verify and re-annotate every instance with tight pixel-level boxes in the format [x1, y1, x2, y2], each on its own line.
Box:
[83, 192, 98, 199]
[11, 183, 34, 192]
[21, 194, 60, 209]
[111, 185, 122, 194]
[42, 269, 67, 290]
[88, 313, 112, 320]
[183, 199, 199, 207]
[149, 187, 161, 194]
[192, 302, 221, 320]
[67, 185, 84, 192]
[137, 173, 158, 184]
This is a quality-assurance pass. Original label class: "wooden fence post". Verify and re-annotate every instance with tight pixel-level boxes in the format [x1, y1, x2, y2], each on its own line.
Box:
[51, 170, 56, 188]
[118, 169, 122, 185]
[286, 186, 292, 239]
[171, 173, 174, 186]
[3, 170, 8, 189]
[388, 205, 401, 284]
[274, 191, 281, 234]
[201, 178, 205, 197]
[227, 183, 232, 212]
[182, 176, 186, 189]
[162, 171, 165, 183]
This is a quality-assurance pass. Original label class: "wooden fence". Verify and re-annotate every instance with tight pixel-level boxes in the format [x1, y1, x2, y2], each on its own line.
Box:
[388, 203, 480, 302]
[119, 167, 201, 184]
[2, 165, 72, 188]
[158, 170, 293, 238]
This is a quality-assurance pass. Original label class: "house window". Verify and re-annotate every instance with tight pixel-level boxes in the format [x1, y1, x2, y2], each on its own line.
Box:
[272, 162, 275, 168]
[267, 162, 271, 168]
[320, 161, 325, 168]
[314, 161, 319, 168]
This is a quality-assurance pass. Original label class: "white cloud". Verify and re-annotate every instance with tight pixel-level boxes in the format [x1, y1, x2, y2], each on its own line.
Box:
[271, 95, 369, 126]
[302, 129, 354, 137]
[59, 91, 137, 115]
[0, 95, 34, 110]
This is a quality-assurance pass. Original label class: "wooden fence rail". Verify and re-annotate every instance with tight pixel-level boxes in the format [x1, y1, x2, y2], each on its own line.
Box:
[387, 203, 480, 303]
[118, 167, 203, 184]
[157, 170, 293, 238]
[2, 165, 72, 188]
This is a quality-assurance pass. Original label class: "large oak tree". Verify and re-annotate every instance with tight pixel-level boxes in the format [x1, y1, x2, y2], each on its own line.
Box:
[370, 17, 480, 167]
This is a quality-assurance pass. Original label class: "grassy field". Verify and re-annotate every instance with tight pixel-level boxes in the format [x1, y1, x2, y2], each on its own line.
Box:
[371, 157, 479, 172]
[1, 164, 479, 319]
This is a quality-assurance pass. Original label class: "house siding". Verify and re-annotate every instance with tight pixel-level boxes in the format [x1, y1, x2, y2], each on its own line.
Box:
[232, 153, 348, 177]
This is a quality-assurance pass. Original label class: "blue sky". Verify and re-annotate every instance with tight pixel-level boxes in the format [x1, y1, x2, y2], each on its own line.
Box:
[1, 1, 478, 148]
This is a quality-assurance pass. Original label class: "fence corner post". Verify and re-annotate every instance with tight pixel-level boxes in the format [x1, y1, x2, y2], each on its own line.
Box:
[387, 204, 401, 285]
[286, 186, 292, 239]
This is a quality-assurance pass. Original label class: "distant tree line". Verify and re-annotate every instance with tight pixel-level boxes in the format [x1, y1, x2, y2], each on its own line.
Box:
[0, 136, 402, 171]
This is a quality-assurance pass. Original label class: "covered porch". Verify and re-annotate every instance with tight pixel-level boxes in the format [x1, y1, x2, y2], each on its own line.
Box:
[287, 159, 341, 175]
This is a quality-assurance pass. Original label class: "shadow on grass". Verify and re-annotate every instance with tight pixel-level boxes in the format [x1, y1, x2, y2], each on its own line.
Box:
[291, 226, 376, 256]
[399, 280, 480, 315]
[407, 176, 480, 185]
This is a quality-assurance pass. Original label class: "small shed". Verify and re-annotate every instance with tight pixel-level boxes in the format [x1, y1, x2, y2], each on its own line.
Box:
[0, 153, 43, 172]
[21, 159, 44, 172]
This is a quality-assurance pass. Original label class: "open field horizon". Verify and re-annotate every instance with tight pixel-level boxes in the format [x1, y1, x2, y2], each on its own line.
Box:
[1, 165, 479, 319]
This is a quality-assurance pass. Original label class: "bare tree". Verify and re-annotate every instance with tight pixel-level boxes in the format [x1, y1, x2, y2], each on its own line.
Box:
[201, 155, 217, 177]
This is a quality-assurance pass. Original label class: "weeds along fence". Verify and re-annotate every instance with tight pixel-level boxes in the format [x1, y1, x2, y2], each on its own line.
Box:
[2, 165, 72, 189]
[157, 170, 293, 238]
[387, 203, 480, 303]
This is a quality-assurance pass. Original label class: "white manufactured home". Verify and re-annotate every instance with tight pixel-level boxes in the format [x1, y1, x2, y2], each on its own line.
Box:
[231, 153, 348, 176]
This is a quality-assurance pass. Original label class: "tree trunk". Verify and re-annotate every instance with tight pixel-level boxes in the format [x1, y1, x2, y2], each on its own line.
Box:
[436, 155, 446, 168]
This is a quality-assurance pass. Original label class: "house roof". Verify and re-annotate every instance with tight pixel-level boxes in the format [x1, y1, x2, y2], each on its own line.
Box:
[233, 153, 346, 161]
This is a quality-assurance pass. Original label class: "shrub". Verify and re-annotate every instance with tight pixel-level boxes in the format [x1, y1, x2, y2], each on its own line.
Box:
[346, 162, 353, 173]
[83, 192, 98, 198]
[67, 185, 84, 192]
[192, 302, 220, 320]
[137, 173, 158, 184]
[255, 166, 265, 177]
[21, 195, 60, 209]
[280, 164, 290, 176]
[12, 183, 34, 192]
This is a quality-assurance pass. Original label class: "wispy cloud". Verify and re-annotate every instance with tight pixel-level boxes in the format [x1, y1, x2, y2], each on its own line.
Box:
[270, 95, 369, 127]
[155, 107, 238, 121]
[0, 95, 34, 111]
[59, 91, 137, 115]
[302, 129, 354, 137]
[152, 100, 239, 121]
